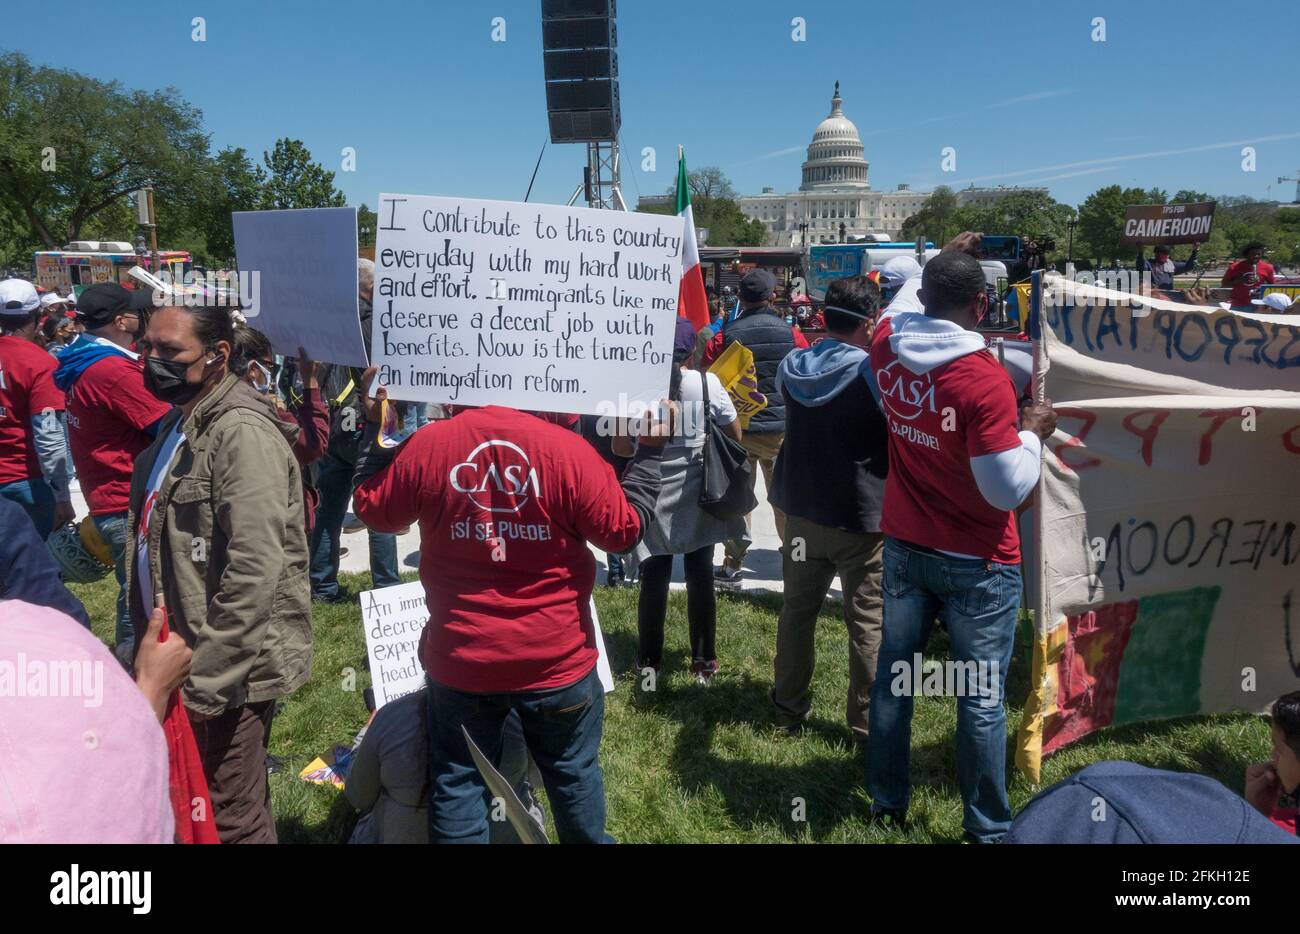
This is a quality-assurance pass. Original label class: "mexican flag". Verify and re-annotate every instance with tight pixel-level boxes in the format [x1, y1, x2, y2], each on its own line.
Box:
[675, 148, 710, 331]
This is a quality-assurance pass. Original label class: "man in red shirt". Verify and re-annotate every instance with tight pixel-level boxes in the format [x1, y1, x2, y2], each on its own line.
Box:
[0, 279, 73, 538]
[54, 283, 171, 663]
[866, 251, 1056, 843]
[352, 393, 667, 843]
[1222, 241, 1275, 310]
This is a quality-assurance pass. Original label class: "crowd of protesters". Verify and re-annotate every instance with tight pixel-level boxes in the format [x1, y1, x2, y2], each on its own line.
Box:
[0, 227, 1296, 846]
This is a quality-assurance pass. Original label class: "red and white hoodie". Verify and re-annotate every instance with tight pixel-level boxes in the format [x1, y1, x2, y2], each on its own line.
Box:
[868, 311, 1041, 564]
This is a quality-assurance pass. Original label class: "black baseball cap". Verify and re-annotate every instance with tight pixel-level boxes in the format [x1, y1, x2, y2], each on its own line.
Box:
[75, 283, 155, 328]
[738, 268, 777, 303]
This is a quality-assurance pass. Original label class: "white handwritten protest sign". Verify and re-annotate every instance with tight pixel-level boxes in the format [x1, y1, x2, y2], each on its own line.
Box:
[361, 580, 429, 708]
[371, 193, 686, 415]
[1017, 277, 1300, 781]
[361, 580, 615, 710]
[232, 206, 369, 368]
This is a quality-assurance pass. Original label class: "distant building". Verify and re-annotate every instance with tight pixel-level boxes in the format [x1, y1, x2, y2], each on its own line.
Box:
[735, 83, 1046, 246]
[953, 185, 1049, 208]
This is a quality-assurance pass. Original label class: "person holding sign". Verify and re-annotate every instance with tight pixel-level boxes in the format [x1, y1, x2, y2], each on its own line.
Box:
[351, 386, 671, 843]
[1222, 241, 1275, 310]
[701, 269, 809, 582]
[1137, 243, 1199, 295]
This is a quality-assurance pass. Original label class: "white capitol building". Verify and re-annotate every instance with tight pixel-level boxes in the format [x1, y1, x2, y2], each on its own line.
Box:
[737, 83, 1043, 246]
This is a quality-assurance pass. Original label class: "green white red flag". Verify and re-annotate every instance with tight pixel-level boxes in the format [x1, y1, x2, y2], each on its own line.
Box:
[675, 148, 710, 331]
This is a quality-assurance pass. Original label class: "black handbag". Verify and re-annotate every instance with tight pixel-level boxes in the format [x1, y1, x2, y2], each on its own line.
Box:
[697, 369, 758, 520]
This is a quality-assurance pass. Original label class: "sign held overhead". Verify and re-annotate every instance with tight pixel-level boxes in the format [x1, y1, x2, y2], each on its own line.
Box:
[372, 193, 686, 416]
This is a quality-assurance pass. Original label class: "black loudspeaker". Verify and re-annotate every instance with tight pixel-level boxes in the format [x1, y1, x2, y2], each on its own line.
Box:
[543, 48, 618, 82]
[541, 0, 615, 19]
[542, 0, 620, 143]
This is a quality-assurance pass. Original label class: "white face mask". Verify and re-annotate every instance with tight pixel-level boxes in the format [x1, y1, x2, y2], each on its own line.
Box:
[250, 360, 272, 394]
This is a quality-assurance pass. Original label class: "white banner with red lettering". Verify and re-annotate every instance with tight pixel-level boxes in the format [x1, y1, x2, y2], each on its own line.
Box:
[1017, 276, 1300, 781]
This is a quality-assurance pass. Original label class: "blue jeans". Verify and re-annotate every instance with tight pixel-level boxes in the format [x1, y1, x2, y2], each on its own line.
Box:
[426, 666, 610, 843]
[401, 401, 430, 431]
[91, 511, 132, 661]
[309, 453, 399, 598]
[0, 476, 55, 539]
[866, 537, 1020, 842]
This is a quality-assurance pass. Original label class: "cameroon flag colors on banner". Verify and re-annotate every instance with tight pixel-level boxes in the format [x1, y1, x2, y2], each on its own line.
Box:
[1016, 276, 1300, 783]
[1024, 587, 1220, 769]
[675, 148, 710, 332]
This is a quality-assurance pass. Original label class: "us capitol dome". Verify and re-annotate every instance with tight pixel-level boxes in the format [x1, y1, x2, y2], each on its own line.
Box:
[736, 83, 1041, 246]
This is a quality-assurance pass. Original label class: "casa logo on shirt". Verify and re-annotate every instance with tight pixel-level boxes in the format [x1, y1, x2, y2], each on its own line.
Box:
[875, 360, 938, 422]
[449, 440, 541, 514]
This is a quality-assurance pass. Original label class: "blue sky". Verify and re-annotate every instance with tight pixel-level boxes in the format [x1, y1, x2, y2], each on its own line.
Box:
[8, 0, 1300, 209]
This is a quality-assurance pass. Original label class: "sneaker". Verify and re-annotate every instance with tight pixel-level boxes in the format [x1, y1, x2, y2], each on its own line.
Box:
[605, 568, 624, 587]
[690, 659, 719, 684]
[342, 515, 366, 533]
[713, 565, 741, 583]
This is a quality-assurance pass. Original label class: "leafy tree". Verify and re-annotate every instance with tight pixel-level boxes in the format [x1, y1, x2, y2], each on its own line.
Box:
[644, 166, 764, 245]
[899, 186, 959, 245]
[259, 139, 345, 210]
[0, 51, 209, 249]
[1075, 185, 1162, 265]
[195, 147, 267, 265]
[357, 203, 378, 247]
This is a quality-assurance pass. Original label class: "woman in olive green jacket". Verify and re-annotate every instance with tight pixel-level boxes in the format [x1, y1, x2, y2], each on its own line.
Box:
[126, 301, 311, 844]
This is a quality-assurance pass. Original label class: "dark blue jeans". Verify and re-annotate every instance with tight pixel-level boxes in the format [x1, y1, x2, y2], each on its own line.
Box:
[91, 511, 132, 662]
[866, 537, 1020, 842]
[0, 476, 55, 540]
[426, 666, 610, 843]
[309, 453, 399, 598]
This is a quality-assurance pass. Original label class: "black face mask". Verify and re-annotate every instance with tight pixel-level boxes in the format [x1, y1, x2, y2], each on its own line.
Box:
[144, 350, 222, 405]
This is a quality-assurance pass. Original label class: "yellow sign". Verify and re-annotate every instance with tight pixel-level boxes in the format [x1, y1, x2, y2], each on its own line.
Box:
[708, 339, 767, 429]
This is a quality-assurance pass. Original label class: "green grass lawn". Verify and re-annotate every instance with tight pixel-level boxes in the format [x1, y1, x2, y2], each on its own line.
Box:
[71, 572, 1272, 843]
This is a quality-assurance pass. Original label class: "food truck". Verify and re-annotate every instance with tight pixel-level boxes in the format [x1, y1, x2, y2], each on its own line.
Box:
[33, 241, 193, 297]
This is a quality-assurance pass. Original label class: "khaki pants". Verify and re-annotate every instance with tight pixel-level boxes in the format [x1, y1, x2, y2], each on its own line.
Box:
[771, 515, 883, 740]
[191, 700, 278, 844]
[723, 431, 787, 569]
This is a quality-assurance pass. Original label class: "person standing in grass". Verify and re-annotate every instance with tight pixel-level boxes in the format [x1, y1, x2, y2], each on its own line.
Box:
[55, 282, 173, 664]
[866, 251, 1056, 843]
[616, 318, 742, 684]
[769, 275, 887, 740]
[127, 299, 312, 844]
[352, 380, 669, 843]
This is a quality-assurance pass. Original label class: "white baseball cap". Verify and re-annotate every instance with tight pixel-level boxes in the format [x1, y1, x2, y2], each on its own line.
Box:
[39, 291, 70, 309]
[880, 255, 923, 290]
[0, 278, 40, 315]
[1250, 293, 1294, 312]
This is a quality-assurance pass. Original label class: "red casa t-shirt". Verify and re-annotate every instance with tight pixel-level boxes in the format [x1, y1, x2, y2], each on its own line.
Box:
[0, 335, 65, 486]
[66, 354, 172, 515]
[1223, 259, 1275, 307]
[353, 406, 643, 693]
[869, 322, 1024, 563]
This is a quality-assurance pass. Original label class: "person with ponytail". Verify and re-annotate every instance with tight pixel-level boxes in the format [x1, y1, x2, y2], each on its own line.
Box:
[229, 325, 329, 535]
[126, 298, 312, 843]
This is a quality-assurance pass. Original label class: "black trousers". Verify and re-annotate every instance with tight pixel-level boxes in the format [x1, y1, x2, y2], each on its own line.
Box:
[637, 545, 716, 668]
